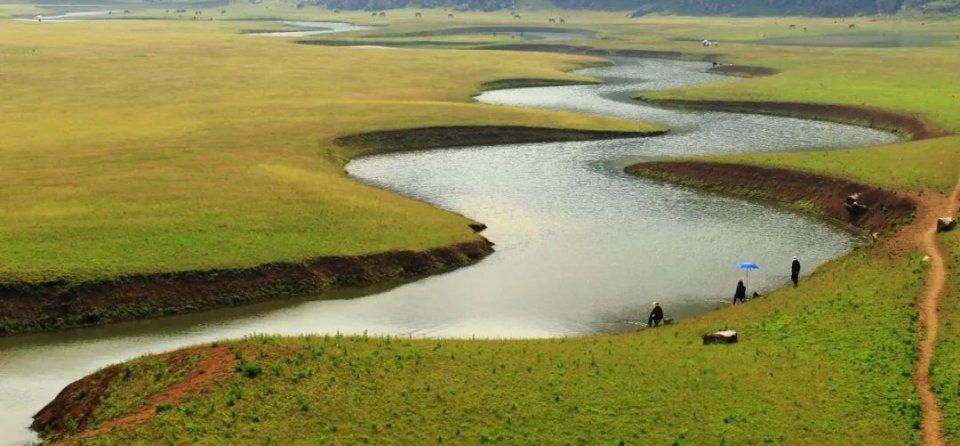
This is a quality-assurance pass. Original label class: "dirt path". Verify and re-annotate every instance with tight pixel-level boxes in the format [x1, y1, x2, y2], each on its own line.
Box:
[914, 178, 960, 446]
[60, 346, 237, 444]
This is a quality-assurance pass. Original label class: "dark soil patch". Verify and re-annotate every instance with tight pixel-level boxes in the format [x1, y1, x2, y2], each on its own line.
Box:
[30, 365, 122, 439]
[629, 161, 916, 233]
[480, 78, 600, 91]
[336, 125, 664, 155]
[707, 64, 779, 77]
[0, 240, 494, 336]
[476, 43, 718, 61]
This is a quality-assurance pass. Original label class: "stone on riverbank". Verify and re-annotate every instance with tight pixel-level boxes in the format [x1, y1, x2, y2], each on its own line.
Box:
[703, 330, 738, 345]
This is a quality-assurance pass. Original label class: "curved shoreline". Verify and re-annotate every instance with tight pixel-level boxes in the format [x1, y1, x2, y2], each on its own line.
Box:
[0, 239, 494, 336]
[639, 97, 948, 140]
[627, 161, 917, 234]
[335, 125, 664, 154]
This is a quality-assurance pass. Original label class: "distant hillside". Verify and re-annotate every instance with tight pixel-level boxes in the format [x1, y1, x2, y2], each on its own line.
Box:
[308, 0, 957, 15]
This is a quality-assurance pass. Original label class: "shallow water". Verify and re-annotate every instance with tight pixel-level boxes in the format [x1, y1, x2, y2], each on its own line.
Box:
[251, 20, 371, 37]
[0, 58, 899, 444]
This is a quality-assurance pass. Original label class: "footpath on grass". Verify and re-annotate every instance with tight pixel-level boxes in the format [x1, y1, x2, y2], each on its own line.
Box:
[916, 178, 960, 446]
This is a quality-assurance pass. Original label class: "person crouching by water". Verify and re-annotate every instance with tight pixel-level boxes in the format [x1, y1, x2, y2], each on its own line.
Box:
[733, 280, 747, 304]
[791, 256, 801, 287]
[648, 302, 664, 327]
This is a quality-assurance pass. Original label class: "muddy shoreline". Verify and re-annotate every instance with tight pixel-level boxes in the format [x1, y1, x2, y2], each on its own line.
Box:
[0, 239, 494, 336]
[640, 97, 947, 140]
[628, 161, 916, 233]
[335, 125, 664, 155]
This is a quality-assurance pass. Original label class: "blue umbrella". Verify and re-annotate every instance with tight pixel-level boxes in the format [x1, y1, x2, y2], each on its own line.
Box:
[738, 262, 760, 290]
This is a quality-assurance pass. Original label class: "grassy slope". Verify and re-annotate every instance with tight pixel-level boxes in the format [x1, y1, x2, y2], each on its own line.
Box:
[75, 249, 925, 445]
[0, 19, 658, 282]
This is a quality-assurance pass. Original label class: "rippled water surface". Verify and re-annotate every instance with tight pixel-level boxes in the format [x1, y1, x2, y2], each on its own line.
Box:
[252, 21, 371, 37]
[0, 58, 899, 444]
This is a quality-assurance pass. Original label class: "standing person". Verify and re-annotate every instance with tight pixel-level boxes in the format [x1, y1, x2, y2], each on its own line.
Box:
[733, 280, 747, 304]
[648, 302, 664, 327]
[791, 257, 801, 287]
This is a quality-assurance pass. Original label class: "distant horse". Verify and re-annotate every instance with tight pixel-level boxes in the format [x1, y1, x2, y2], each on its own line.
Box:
[448, 13, 454, 18]
[549, 18, 555, 23]
[415, 11, 421, 17]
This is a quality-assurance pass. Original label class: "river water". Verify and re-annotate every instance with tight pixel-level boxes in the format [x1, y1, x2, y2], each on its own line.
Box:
[0, 57, 898, 444]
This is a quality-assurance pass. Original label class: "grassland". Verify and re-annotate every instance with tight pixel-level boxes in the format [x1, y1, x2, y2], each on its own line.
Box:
[0, 19, 656, 283]
[11, 7, 960, 444]
[51, 249, 926, 445]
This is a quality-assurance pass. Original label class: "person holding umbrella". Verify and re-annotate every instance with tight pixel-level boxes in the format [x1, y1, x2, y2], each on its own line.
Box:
[733, 280, 747, 304]
[791, 257, 801, 287]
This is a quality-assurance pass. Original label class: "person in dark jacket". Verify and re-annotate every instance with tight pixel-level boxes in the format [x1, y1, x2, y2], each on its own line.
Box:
[791, 257, 801, 287]
[648, 302, 664, 327]
[733, 280, 747, 304]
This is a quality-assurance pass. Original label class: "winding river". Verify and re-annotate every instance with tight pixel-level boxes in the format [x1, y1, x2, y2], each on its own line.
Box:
[0, 57, 898, 444]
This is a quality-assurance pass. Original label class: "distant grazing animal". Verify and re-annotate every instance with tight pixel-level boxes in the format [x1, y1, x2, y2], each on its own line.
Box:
[849, 23, 856, 29]
[559, 18, 565, 23]
[36, 15, 42, 22]
[513, 14, 521, 19]
[379, 11, 386, 17]
[371, 12, 377, 16]
[415, 11, 421, 17]
[333, 9, 339, 13]
[549, 18, 555, 23]
[789, 24, 796, 29]
[448, 13, 454, 18]
[222, 9, 227, 14]
[803, 26, 808, 32]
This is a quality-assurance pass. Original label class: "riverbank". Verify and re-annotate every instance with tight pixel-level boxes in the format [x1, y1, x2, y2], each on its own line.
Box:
[0, 239, 493, 335]
[628, 161, 916, 234]
[638, 97, 947, 140]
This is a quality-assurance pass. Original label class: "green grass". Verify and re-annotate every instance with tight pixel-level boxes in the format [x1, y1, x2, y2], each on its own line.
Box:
[685, 137, 960, 194]
[933, 230, 960, 442]
[69, 248, 925, 445]
[0, 19, 656, 282]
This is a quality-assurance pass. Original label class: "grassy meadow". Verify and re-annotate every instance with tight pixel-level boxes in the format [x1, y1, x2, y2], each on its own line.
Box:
[0, 18, 656, 282]
[6, 5, 960, 444]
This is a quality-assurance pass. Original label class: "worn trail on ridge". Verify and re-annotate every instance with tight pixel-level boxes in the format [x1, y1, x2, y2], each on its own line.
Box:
[917, 177, 960, 446]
